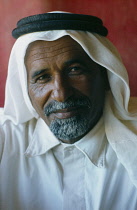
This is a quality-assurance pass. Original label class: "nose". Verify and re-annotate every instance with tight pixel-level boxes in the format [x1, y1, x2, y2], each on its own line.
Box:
[51, 74, 73, 102]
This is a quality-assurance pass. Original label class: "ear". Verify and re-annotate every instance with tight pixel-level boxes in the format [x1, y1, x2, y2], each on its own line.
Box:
[100, 67, 110, 91]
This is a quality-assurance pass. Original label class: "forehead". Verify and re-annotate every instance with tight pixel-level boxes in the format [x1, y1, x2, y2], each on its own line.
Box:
[25, 36, 87, 60]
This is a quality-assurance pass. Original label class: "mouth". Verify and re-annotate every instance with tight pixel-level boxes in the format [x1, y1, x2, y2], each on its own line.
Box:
[50, 106, 87, 119]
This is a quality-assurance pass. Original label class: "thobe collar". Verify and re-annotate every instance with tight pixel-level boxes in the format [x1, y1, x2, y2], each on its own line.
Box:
[24, 118, 60, 156]
[53, 117, 107, 168]
[25, 117, 107, 168]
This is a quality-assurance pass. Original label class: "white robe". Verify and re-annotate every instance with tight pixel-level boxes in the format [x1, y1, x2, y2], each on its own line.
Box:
[0, 117, 137, 210]
[0, 23, 137, 209]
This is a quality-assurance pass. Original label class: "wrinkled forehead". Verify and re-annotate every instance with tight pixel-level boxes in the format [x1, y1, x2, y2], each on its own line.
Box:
[25, 35, 86, 59]
[24, 35, 94, 69]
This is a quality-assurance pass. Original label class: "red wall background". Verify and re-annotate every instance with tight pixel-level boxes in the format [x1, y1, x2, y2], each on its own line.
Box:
[0, 0, 137, 106]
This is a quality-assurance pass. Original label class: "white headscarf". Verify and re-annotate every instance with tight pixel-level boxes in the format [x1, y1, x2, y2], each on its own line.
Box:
[2, 28, 137, 187]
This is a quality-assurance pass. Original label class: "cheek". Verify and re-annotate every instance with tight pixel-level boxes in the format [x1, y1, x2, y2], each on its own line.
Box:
[28, 83, 52, 109]
[72, 74, 105, 100]
[71, 75, 95, 97]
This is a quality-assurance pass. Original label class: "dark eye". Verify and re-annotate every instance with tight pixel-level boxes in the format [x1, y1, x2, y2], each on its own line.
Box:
[36, 74, 52, 83]
[68, 66, 84, 75]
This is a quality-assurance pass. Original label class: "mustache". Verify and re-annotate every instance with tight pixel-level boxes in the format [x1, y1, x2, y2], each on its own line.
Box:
[44, 97, 91, 116]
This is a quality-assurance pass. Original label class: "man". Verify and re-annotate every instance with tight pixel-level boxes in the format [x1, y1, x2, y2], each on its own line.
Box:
[0, 11, 137, 210]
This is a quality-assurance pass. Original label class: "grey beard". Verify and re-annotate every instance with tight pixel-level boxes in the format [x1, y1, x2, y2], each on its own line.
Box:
[49, 114, 91, 141]
[44, 97, 99, 142]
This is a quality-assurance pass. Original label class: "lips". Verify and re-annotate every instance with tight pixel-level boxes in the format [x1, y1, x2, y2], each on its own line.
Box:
[44, 97, 91, 119]
[51, 107, 84, 119]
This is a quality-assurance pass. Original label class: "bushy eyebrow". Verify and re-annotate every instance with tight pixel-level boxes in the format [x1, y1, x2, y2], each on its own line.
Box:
[31, 69, 48, 79]
[31, 58, 88, 79]
[64, 59, 85, 66]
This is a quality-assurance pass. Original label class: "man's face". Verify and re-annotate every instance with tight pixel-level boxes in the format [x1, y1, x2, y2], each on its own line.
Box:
[25, 36, 106, 143]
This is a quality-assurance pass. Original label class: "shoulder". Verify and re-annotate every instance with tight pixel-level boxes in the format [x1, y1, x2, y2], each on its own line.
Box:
[0, 116, 37, 163]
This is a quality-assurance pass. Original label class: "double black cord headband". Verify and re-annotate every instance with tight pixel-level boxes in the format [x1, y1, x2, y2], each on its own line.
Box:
[12, 12, 108, 39]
